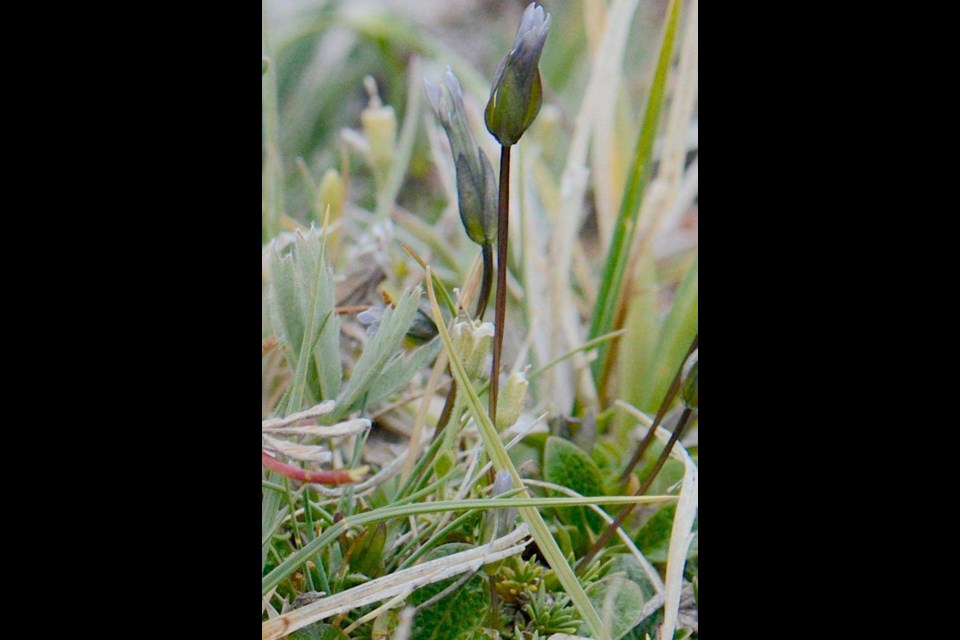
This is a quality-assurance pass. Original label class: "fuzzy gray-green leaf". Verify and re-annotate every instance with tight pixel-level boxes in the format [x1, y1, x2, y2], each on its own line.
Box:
[365, 337, 441, 407]
[581, 577, 647, 640]
[335, 288, 422, 418]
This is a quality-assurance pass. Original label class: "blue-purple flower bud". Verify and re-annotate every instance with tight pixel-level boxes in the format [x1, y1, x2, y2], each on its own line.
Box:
[426, 68, 498, 247]
[485, 3, 551, 147]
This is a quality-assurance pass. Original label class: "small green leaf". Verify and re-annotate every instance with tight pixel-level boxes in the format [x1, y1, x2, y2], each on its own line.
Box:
[607, 554, 659, 602]
[543, 437, 606, 533]
[581, 577, 647, 640]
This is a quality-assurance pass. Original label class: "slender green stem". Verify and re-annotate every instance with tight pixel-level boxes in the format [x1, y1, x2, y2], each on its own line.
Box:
[490, 145, 512, 425]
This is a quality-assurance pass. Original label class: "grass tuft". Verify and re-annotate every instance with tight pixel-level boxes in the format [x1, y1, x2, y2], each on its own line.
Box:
[263, 1, 698, 638]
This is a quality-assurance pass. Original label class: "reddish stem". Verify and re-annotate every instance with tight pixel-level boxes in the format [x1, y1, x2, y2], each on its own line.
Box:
[261, 452, 363, 486]
[490, 146, 512, 425]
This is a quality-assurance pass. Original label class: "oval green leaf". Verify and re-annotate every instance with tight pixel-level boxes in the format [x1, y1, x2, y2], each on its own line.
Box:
[543, 436, 606, 533]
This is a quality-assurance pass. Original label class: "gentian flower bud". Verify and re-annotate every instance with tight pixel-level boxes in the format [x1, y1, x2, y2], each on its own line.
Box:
[485, 3, 551, 147]
[425, 68, 498, 247]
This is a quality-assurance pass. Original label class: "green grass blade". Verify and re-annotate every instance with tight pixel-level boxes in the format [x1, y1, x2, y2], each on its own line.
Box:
[589, 0, 684, 381]
[261, 494, 672, 597]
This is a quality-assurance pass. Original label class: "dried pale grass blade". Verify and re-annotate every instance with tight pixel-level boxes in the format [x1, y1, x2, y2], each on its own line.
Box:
[261, 435, 333, 463]
[262, 418, 372, 439]
[261, 401, 336, 430]
[635, 0, 698, 260]
[656, 157, 699, 256]
[660, 432, 697, 639]
[547, 0, 641, 413]
[261, 525, 532, 640]
[616, 401, 698, 640]
[394, 607, 415, 640]
[658, 0, 699, 210]
[262, 588, 278, 617]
